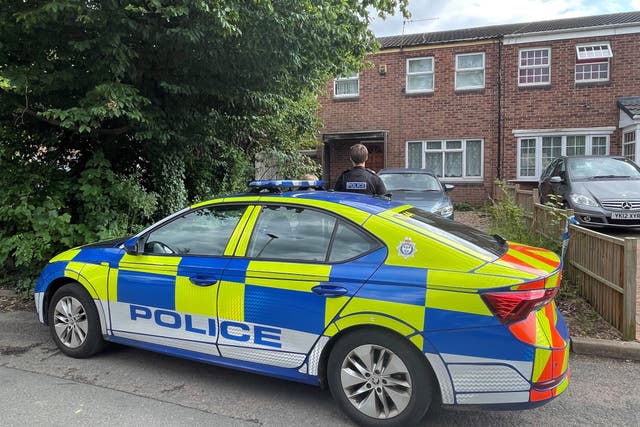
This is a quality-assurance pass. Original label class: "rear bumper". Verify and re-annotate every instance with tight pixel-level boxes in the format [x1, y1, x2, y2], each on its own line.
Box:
[424, 302, 570, 408]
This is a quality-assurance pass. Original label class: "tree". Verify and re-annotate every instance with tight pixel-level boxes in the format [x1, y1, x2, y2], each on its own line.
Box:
[0, 0, 408, 292]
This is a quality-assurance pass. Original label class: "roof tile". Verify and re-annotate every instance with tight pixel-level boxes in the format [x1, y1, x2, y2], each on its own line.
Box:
[378, 11, 640, 49]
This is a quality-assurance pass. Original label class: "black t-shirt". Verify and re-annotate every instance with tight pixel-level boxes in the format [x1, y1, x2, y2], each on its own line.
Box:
[334, 166, 387, 195]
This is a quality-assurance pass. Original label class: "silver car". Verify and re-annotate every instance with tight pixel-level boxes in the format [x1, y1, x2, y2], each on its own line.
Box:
[378, 168, 455, 219]
[539, 156, 640, 227]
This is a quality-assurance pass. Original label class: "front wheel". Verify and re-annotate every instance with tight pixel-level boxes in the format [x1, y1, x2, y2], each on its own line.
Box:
[48, 283, 105, 358]
[327, 329, 434, 427]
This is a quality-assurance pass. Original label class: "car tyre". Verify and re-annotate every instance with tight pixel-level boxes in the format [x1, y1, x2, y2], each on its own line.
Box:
[48, 283, 105, 358]
[327, 329, 433, 427]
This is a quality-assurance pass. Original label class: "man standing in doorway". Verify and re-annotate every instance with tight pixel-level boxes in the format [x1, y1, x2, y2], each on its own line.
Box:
[334, 144, 387, 196]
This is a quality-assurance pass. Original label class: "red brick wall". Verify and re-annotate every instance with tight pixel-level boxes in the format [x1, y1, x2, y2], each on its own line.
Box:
[501, 34, 640, 179]
[320, 41, 500, 205]
[319, 32, 640, 206]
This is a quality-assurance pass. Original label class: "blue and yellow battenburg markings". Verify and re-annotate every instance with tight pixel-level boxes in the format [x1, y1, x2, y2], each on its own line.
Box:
[34, 190, 569, 405]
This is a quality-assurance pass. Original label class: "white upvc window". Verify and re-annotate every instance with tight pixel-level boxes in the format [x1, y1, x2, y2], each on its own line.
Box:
[406, 57, 434, 93]
[516, 132, 611, 179]
[406, 139, 483, 180]
[334, 72, 359, 98]
[623, 130, 636, 161]
[518, 47, 551, 86]
[575, 42, 612, 83]
[455, 52, 485, 90]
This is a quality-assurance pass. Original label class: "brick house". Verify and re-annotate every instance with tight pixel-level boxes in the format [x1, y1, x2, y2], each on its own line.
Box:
[318, 11, 640, 204]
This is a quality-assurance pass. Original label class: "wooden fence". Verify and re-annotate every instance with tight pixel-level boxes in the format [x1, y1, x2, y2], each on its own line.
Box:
[494, 183, 571, 242]
[564, 226, 638, 340]
[494, 181, 637, 340]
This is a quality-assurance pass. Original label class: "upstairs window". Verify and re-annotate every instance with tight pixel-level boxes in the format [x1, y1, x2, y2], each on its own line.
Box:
[455, 52, 485, 90]
[334, 72, 359, 98]
[575, 42, 612, 83]
[406, 57, 434, 93]
[518, 48, 550, 86]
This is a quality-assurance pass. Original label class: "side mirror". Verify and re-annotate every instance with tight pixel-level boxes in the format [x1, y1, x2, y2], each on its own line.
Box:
[444, 184, 455, 192]
[123, 237, 140, 255]
[550, 176, 563, 183]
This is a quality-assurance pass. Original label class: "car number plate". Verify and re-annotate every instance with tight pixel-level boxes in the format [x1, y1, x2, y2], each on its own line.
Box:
[611, 212, 640, 219]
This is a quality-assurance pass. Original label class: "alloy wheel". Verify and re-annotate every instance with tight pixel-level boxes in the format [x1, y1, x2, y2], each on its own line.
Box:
[53, 296, 89, 349]
[340, 344, 412, 419]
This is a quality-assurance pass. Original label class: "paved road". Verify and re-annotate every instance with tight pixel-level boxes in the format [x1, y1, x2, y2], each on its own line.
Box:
[1, 310, 639, 427]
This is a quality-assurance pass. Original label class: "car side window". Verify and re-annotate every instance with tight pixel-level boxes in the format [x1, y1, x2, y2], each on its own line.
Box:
[541, 159, 557, 181]
[553, 160, 566, 179]
[144, 205, 246, 256]
[329, 221, 380, 262]
[247, 205, 336, 261]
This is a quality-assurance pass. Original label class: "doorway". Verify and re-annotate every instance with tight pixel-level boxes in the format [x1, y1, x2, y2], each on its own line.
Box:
[363, 142, 384, 172]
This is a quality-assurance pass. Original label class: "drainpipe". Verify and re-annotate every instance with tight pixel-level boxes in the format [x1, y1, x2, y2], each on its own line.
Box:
[497, 36, 504, 180]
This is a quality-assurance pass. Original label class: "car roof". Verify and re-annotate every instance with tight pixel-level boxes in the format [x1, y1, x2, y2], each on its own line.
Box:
[378, 168, 438, 176]
[213, 190, 404, 215]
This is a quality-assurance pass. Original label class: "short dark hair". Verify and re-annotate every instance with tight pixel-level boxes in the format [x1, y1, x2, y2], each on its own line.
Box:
[350, 144, 368, 164]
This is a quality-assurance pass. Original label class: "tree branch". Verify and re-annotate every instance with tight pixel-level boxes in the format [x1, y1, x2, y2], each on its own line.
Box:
[19, 108, 134, 136]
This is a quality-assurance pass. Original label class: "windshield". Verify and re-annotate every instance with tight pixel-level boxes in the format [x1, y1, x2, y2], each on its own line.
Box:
[568, 157, 640, 179]
[379, 173, 442, 191]
[393, 207, 507, 258]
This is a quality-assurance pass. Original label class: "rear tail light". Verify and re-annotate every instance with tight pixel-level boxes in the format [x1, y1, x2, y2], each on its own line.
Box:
[481, 287, 558, 325]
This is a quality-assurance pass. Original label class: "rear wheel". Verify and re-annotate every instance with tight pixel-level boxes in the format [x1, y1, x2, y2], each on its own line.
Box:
[48, 283, 105, 358]
[327, 329, 433, 427]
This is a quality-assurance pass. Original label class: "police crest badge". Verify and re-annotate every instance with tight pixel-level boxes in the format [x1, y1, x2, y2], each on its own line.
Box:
[397, 237, 417, 259]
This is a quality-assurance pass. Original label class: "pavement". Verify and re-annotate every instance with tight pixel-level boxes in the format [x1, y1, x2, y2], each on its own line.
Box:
[571, 337, 640, 361]
[2, 289, 639, 361]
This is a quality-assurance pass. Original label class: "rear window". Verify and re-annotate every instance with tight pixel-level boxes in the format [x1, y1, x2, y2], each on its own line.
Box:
[379, 173, 442, 191]
[395, 207, 507, 258]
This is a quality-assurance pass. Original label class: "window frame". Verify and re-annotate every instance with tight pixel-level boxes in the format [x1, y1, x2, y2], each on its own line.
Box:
[518, 47, 551, 87]
[244, 203, 383, 264]
[333, 72, 359, 98]
[405, 139, 484, 181]
[623, 130, 637, 162]
[516, 133, 611, 180]
[576, 42, 613, 60]
[406, 57, 435, 94]
[455, 52, 485, 90]
[575, 42, 612, 83]
[140, 204, 249, 257]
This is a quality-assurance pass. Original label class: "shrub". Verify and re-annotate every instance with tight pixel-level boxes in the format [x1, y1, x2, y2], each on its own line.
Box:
[488, 181, 562, 253]
[0, 149, 156, 296]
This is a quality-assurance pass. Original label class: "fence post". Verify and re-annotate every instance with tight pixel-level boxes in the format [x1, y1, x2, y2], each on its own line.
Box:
[622, 238, 638, 340]
[532, 188, 539, 204]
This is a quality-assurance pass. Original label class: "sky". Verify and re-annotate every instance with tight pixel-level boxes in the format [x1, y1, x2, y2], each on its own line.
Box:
[368, 0, 640, 36]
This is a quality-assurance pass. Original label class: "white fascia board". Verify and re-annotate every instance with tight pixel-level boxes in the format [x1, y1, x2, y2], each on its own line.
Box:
[620, 113, 640, 128]
[503, 24, 640, 45]
[512, 127, 616, 136]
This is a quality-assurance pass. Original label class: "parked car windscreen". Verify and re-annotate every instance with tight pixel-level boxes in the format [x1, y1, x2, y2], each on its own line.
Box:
[568, 157, 640, 179]
[379, 173, 442, 191]
[394, 207, 507, 258]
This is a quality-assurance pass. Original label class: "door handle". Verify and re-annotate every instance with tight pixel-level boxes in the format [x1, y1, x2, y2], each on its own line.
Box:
[189, 276, 219, 287]
[311, 285, 348, 297]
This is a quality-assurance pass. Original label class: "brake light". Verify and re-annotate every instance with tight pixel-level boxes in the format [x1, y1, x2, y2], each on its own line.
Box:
[482, 287, 558, 325]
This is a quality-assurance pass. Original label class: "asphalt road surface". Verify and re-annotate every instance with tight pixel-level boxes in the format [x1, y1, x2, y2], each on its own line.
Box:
[1, 310, 639, 427]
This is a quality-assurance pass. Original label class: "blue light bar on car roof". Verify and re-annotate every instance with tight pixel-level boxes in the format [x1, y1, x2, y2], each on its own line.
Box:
[247, 179, 325, 191]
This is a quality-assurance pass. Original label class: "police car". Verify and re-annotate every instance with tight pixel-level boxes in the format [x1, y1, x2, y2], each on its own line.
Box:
[35, 180, 569, 427]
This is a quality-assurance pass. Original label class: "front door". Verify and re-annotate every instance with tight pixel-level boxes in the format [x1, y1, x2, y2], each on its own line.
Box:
[363, 142, 384, 172]
[109, 204, 251, 356]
